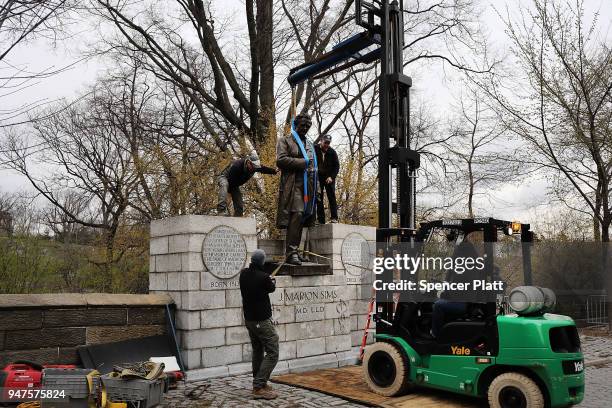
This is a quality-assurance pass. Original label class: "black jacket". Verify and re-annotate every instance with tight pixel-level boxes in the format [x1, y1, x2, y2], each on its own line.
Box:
[220, 158, 276, 188]
[314, 145, 340, 180]
[239, 263, 276, 321]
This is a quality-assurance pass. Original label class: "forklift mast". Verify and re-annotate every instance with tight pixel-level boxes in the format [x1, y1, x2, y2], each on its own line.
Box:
[358, 0, 420, 327]
[287, 0, 419, 326]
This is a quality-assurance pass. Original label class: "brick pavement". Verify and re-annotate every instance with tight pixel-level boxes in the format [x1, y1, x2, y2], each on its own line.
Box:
[581, 335, 612, 361]
[161, 374, 367, 407]
[581, 363, 612, 407]
[159, 335, 612, 407]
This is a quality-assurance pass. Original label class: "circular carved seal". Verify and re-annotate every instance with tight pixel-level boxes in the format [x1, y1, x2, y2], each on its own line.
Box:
[201, 225, 247, 279]
[341, 232, 371, 276]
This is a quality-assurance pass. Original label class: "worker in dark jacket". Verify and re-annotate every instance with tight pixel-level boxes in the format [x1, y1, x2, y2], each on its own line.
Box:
[314, 134, 340, 224]
[239, 249, 279, 400]
[217, 152, 277, 216]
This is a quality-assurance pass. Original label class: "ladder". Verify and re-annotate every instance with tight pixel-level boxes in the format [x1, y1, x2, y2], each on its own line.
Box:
[358, 296, 376, 361]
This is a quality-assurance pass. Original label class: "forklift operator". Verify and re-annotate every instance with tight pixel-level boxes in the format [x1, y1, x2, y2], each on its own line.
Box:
[431, 232, 481, 338]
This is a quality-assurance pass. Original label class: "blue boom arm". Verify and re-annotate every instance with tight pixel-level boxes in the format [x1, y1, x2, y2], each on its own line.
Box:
[287, 31, 381, 86]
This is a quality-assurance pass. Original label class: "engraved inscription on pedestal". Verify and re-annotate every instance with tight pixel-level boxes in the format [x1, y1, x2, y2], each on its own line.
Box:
[341, 232, 372, 277]
[201, 225, 247, 279]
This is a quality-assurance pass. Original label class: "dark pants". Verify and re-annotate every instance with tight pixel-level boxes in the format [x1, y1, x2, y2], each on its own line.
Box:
[317, 177, 338, 224]
[432, 299, 467, 338]
[285, 211, 303, 256]
[245, 318, 279, 389]
[217, 176, 244, 216]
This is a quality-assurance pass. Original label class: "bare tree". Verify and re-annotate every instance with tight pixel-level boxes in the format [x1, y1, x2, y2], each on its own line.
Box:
[1, 91, 140, 289]
[90, 0, 275, 148]
[0, 0, 77, 126]
[446, 86, 515, 217]
[475, 0, 612, 241]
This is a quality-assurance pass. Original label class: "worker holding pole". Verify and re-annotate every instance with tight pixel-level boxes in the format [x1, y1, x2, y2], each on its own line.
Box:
[239, 249, 279, 400]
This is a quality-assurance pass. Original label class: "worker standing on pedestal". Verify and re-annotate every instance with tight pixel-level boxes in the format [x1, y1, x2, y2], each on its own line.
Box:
[314, 134, 340, 224]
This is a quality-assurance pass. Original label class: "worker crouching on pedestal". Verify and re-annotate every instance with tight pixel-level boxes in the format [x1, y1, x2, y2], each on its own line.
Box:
[239, 249, 279, 400]
[275, 113, 318, 265]
[217, 152, 277, 216]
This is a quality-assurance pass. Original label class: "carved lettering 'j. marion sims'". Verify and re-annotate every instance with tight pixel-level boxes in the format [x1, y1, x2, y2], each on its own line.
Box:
[201, 225, 247, 279]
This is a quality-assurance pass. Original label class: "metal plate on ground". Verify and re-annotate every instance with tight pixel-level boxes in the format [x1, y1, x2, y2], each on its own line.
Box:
[271, 365, 483, 407]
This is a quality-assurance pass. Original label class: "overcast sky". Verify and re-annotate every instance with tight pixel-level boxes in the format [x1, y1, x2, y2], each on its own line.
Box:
[1, 0, 610, 223]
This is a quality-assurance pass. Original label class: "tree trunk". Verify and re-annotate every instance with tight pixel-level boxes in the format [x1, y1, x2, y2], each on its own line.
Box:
[255, 0, 274, 144]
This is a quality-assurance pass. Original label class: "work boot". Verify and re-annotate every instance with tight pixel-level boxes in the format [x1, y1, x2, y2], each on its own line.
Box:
[286, 252, 302, 266]
[252, 387, 278, 400]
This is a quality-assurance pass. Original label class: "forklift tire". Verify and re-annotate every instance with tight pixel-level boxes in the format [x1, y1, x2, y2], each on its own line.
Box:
[487, 372, 544, 408]
[362, 342, 412, 397]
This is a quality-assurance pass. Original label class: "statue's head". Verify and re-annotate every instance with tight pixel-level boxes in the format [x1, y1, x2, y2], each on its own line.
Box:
[294, 113, 312, 138]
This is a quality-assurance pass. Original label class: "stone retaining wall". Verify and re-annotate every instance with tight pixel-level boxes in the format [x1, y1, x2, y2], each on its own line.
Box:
[0, 293, 173, 366]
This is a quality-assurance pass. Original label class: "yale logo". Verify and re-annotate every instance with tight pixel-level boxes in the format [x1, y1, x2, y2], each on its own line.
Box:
[574, 361, 584, 372]
[451, 346, 471, 355]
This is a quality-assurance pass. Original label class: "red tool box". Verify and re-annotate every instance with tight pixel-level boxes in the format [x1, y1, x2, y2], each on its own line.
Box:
[0, 361, 77, 401]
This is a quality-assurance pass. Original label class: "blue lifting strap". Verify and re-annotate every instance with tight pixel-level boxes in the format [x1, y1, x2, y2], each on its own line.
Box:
[290, 118, 318, 220]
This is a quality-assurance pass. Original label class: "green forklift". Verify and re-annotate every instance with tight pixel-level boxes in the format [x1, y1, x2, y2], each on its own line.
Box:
[287, 0, 585, 406]
[363, 218, 585, 408]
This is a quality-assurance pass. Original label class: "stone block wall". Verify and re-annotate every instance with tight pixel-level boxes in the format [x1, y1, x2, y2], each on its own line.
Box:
[0, 293, 173, 367]
[149, 215, 257, 379]
[149, 215, 376, 381]
[307, 224, 376, 347]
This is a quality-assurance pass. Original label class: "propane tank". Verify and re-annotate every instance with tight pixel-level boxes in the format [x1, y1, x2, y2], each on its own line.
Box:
[508, 286, 556, 315]
[539, 287, 557, 312]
